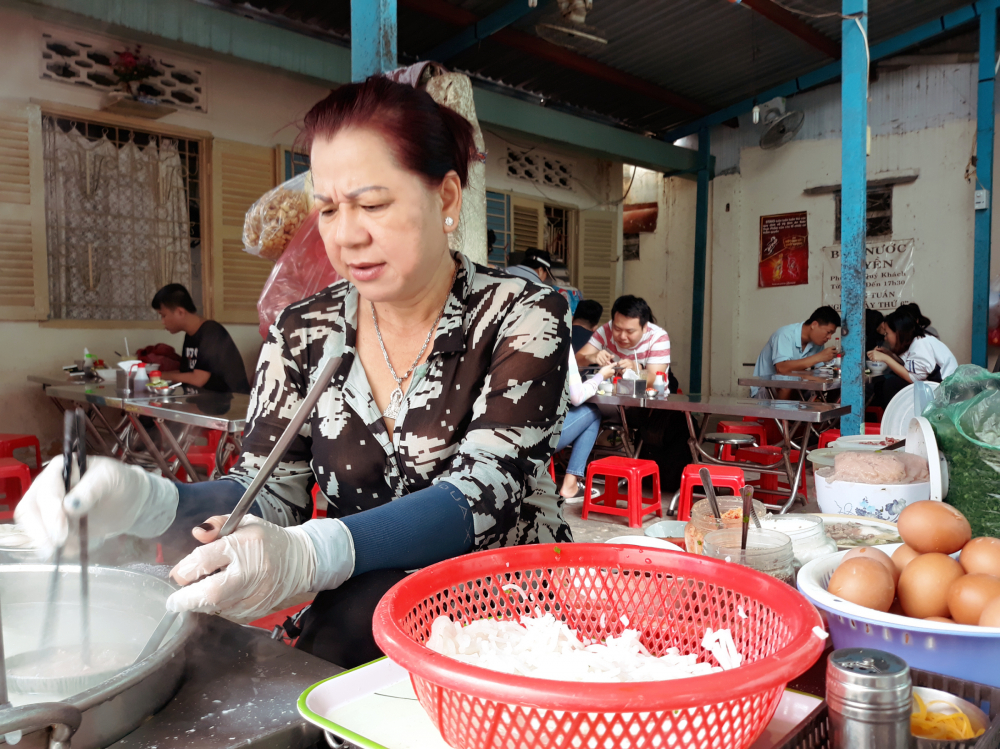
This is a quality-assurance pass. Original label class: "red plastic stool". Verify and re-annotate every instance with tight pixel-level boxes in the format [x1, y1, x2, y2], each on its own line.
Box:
[583, 457, 662, 529]
[676, 464, 746, 521]
[310, 483, 328, 518]
[549, 458, 557, 483]
[818, 423, 881, 448]
[734, 446, 806, 498]
[0, 434, 41, 473]
[0, 458, 32, 520]
[178, 430, 238, 481]
[718, 421, 767, 461]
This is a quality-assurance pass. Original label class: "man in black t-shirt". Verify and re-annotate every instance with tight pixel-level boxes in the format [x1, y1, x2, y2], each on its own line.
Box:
[151, 284, 251, 394]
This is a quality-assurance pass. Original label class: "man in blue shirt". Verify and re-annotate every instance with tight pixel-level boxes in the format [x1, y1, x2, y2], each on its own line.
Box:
[752, 306, 841, 398]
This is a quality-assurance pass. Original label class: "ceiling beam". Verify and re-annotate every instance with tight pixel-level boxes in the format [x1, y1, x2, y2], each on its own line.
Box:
[425, 0, 549, 63]
[666, 1, 982, 140]
[400, 0, 711, 116]
[729, 0, 840, 59]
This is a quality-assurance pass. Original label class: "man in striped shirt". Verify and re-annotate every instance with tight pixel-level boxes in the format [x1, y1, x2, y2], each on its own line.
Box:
[576, 295, 672, 389]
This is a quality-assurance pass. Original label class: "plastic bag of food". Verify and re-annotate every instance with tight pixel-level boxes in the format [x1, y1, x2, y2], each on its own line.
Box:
[925, 364, 1000, 537]
[243, 172, 312, 260]
[256, 210, 340, 339]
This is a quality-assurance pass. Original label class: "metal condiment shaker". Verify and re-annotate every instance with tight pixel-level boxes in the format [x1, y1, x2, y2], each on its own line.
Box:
[826, 648, 913, 749]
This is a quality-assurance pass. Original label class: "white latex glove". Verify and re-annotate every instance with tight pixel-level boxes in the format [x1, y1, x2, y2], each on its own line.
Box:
[166, 514, 328, 624]
[15, 456, 179, 555]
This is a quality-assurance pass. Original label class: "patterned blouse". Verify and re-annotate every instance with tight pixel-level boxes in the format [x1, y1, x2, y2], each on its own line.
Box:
[225, 252, 574, 550]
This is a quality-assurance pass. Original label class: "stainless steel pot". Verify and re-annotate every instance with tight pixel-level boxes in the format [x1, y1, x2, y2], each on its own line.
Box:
[0, 565, 195, 748]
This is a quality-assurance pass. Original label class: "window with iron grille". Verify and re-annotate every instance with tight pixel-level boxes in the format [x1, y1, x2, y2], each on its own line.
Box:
[42, 116, 202, 320]
[834, 185, 892, 241]
[486, 190, 511, 267]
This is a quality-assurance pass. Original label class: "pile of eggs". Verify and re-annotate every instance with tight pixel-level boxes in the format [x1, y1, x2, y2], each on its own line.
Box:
[827, 501, 1000, 627]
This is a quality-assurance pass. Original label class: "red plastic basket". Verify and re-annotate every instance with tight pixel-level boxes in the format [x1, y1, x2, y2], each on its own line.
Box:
[373, 543, 824, 749]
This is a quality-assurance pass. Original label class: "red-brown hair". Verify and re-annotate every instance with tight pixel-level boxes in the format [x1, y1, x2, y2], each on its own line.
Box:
[301, 76, 476, 188]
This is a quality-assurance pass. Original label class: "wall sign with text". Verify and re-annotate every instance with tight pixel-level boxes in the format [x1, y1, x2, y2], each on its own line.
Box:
[822, 239, 915, 312]
[759, 212, 809, 288]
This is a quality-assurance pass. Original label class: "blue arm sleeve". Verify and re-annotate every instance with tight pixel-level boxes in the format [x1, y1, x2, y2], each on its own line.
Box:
[339, 481, 474, 576]
[159, 479, 262, 561]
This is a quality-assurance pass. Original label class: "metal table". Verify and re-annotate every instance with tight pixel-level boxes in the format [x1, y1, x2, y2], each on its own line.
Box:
[591, 393, 850, 513]
[41, 383, 248, 482]
[110, 615, 335, 748]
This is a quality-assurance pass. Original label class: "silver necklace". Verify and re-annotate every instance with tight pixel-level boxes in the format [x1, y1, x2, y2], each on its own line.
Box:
[369, 265, 455, 419]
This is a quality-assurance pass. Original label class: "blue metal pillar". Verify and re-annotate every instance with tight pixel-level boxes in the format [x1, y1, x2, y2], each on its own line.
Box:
[351, 0, 397, 81]
[840, 0, 868, 436]
[973, 3, 997, 367]
[689, 128, 710, 395]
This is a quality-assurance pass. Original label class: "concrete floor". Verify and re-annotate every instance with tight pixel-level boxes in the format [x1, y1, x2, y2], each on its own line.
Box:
[565, 472, 821, 544]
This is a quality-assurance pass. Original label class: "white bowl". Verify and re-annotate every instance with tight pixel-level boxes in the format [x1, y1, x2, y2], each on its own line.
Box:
[814, 473, 929, 522]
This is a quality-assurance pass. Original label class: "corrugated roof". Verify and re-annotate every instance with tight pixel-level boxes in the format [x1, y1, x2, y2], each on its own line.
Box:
[217, 0, 977, 134]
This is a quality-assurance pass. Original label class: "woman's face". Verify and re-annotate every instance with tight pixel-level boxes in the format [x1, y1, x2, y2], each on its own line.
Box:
[883, 326, 898, 351]
[311, 128, 462, 303]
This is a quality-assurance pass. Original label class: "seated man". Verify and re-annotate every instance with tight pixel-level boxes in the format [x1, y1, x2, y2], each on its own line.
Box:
[152, 284, 251, 394]
[505, 248, 553, 286]
[576, 295, 672, 387]
[571, 299, 603, 352]
[752, 306, 841, 399]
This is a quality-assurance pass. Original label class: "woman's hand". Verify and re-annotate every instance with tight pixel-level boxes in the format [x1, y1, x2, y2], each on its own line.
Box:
[15, 456, 178, 555]
[166, 515, 318, 624]
[598, 363, 617, 381]
[867, 349, 891, 363]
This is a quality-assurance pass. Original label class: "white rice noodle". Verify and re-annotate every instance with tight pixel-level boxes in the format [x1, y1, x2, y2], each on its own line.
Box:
[427, 614, 741, 683]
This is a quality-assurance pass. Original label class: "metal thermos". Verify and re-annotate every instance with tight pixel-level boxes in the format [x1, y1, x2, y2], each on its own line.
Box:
[826, 647, 913, 749]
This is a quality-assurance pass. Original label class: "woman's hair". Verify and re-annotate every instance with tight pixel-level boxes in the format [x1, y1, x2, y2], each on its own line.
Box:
[884, 308, 926, 354]
[301, 76, 477, 188]
[898, 302, 932, 329]
[611, 295, 655, 327]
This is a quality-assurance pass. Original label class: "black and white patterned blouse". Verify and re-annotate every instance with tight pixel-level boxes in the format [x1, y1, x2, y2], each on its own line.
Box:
[225, 252, 574, 549]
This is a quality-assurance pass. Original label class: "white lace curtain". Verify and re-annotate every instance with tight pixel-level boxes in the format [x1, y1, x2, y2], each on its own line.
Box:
[43, 120, 192, 320]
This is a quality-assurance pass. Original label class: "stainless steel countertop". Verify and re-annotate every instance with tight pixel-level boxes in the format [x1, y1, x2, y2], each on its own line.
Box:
[738, 370, 875, 391]
[110, 615, 336, 749]
[589, 393, 850, 422]
[45, 384, 249, 432]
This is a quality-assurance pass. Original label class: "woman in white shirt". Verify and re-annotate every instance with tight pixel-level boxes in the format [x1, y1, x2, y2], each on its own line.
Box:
[557, 354, 615, 501]
[869, 308, 958, 384]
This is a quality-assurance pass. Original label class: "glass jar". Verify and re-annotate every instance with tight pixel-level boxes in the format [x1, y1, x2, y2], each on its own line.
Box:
[702, 528, 795, 584]
[760, 514, 838, 572]
[684, 496, 767, 555]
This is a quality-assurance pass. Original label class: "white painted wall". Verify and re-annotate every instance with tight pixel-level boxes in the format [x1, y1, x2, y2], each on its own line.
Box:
[630, 61, 987, 397]
[0, 6, 621, 453]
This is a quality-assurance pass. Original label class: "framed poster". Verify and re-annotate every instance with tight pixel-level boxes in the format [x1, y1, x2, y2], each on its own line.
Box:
[759, 211, 809, 288]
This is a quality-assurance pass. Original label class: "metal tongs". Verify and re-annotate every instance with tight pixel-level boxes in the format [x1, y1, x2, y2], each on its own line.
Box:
[40, 409, 91, 663]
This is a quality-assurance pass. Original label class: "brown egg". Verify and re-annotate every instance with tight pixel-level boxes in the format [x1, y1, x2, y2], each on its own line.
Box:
[897, 501, 971, 554]
[947, 574, 1000, 624]
[892, 544, 921, 575]
[844, 546, 899, 584]
[828, 558, 895, 612]
[897, 553, 965, 619]
[889, 598, 906, 616]
[925, 616, 955, 623]
[960, 537, 1000, 576]
[980, 597, 1000, 627]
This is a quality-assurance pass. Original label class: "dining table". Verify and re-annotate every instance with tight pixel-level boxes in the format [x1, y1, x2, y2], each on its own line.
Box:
[30, 372, 247, 482]
[590, 392, 850, 513]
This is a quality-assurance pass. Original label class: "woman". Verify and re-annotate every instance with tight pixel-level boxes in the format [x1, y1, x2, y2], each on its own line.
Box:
[557, 355, 615, 501]
[17, 77, 572, 667]
[898, 302, 939, 338]
[869, 308, 958, 405]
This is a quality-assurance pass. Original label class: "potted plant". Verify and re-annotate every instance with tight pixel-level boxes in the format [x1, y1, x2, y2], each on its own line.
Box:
[101, 44, 177, 119]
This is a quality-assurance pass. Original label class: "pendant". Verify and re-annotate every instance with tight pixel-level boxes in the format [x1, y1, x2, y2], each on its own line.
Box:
[383, 387, 404, 419]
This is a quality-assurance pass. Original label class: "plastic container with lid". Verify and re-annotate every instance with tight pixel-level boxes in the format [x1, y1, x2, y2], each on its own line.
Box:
[684, 496, 766, 555]
[653, 372, 666, 395]
[760, 514, 837, 571]
[702, 528, 795, 584]
[132, 362, 149, 393]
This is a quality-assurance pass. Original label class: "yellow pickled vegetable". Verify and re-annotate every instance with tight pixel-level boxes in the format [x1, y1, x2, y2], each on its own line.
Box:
[911, 694, 985, 741]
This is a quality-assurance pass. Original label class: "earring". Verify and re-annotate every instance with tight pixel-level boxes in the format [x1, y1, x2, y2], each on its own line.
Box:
[444, 217, 454, 227]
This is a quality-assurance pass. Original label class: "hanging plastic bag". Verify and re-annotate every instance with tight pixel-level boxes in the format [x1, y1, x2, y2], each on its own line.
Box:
[256, 210, 340, 339]
[924, 364, 1000, 537]
[243, 172, 312, 260]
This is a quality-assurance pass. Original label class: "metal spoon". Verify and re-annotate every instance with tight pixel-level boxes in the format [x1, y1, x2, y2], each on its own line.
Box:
[744, 485, 761, 529]
[698, 468, 722, 520]
[133, 611, 178, 665]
